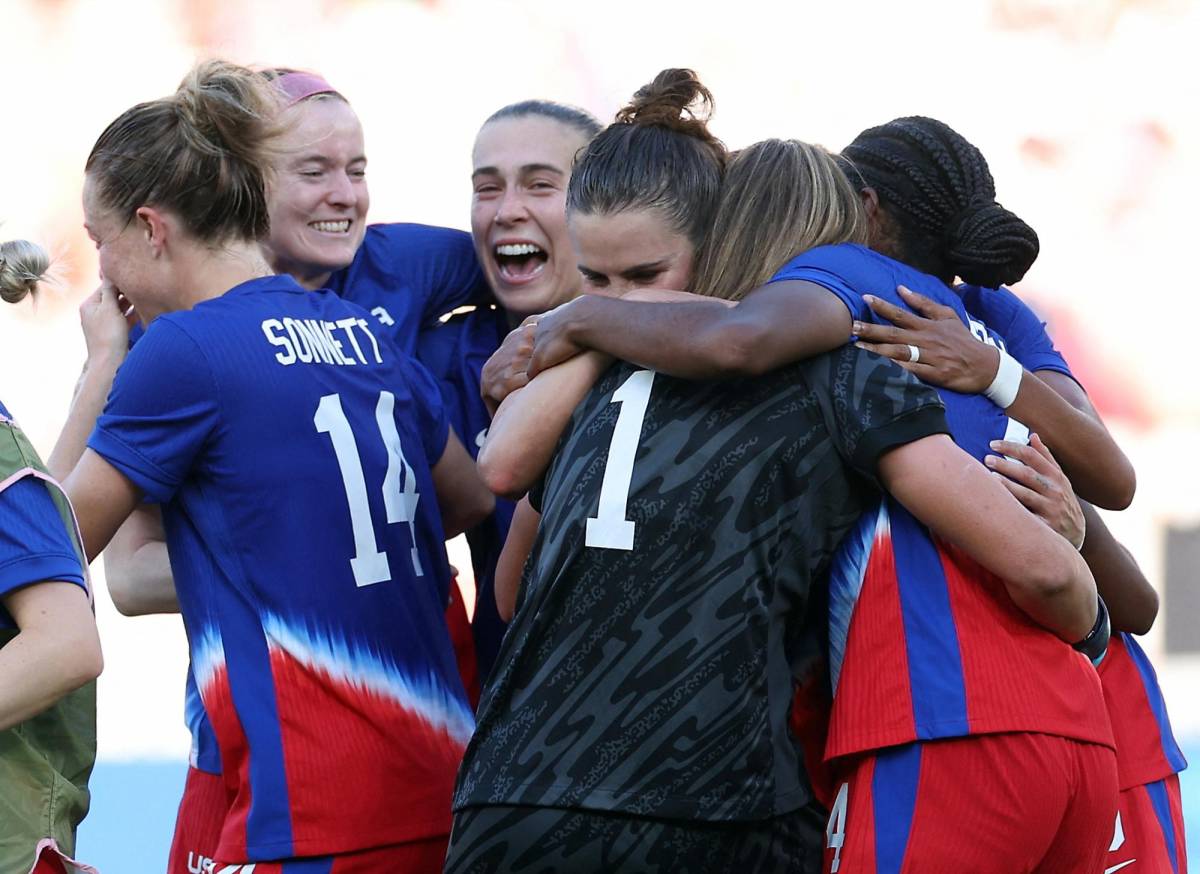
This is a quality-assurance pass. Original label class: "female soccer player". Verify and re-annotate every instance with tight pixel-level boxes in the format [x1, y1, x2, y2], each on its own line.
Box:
[0, 240, 101, 874]
[417, 99, 602, 682]
[94, 66, 494, 873]
[56, 61, 492, 872]
[487, 121, 1123, 869]
[446, 71, 1102, 873]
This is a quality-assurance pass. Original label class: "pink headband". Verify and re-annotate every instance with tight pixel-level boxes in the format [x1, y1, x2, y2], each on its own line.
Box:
[274, 71, 339, 107]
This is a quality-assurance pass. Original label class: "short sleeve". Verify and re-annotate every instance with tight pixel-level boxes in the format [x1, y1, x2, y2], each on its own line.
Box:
[961, 285, 1075, 380]
[0, 476, 86, 604]
[382, 225, 492, 322]
[810, 346, 950, 480]
[399, 356, 451, 465]
[768, 253, 871, 322]
[88, 319, 220, 504]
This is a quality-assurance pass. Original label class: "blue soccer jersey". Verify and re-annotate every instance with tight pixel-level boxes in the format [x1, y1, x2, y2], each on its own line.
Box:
[170, 222, 485, 777]
[770, 244, 1111, 761]
[88, 275, 474, 860]
[417, 305, 513, 678]
[327, 223, 491, 354]
[0, 401, 87, 628]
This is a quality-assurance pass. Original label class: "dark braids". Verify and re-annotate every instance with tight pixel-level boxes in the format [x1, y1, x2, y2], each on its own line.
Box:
[843, 116, 1039, 288]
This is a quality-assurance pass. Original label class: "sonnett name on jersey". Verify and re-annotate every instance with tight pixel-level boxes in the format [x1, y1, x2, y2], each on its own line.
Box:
[260, 317, 383, 367]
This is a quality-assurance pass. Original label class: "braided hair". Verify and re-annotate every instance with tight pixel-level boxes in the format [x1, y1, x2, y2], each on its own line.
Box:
[843, 117, 1039, 288]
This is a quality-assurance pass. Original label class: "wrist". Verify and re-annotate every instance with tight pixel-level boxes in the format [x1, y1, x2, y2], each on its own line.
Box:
[984, 347, 1023, 409]
[1071, 595, 1110, 666]
[86, 348, 126, 373]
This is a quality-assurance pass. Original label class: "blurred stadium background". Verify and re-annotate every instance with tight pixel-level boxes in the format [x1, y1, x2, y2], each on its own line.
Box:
[0, 0, 1196, 869]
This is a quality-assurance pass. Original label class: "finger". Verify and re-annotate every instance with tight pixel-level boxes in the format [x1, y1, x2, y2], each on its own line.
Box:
[854, 340, 915, 363]
[862, 294, 923, 328]
[989, 440, 1063, 481]
[897, 285, 958, 321]
[851, 320, 914, 344]
[996, 473, 1049, 514]
[985, 453, 1059, 496]
[1027, 432, 1061, 468]
[520, 314, 542, 328]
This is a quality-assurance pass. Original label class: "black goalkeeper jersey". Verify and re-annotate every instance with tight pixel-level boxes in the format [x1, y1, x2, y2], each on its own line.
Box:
[454, 346, 947, 821]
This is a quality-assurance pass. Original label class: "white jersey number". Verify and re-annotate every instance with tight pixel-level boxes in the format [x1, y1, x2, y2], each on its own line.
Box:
[315, 391, 424, 587]
[584, 369, 655, 551]
[826, 781, 849, 872]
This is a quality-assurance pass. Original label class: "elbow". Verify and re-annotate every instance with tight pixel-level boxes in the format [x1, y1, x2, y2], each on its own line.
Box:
[442, 490, 495, 539]
[106, 576, 149, 617]
[478, 451, 530, 502]
[1090, 460, 1137, 512]
[1118, 590, 1159, 637]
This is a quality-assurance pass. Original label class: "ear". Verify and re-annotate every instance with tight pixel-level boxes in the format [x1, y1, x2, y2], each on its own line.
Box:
[134, 206, 171, 257]
[859, 186, 881, 219]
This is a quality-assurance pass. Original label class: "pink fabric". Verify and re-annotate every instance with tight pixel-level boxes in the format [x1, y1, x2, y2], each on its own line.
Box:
[274, 71, 338, 107]
[28, 838, 99, 874]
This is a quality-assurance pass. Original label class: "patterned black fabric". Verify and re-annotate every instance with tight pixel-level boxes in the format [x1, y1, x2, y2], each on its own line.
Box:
[455, 346, 946, 821]
[445, 801, 826, 873]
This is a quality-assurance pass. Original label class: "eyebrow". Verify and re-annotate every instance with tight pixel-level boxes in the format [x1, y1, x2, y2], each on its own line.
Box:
[289, 154, 367, 167]
[472, 162, 566, 180]
[578, 258, 670, 278]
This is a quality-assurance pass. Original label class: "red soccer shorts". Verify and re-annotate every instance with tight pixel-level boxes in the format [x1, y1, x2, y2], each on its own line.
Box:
[823, 732, 1118, 873]
[1106, 773, 1188, 874]
[213, 835, 449, 873]
[167, 766, 229, 874]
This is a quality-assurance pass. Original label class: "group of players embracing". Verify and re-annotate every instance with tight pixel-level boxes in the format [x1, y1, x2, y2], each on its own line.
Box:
[0, 59, 1186, 874]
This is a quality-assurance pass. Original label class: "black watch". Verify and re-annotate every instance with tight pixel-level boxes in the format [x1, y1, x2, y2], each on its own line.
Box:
[1072, 596, 1111, 666]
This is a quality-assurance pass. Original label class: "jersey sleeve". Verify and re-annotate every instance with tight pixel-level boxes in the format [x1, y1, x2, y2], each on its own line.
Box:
[962, 286, 1075, 379]
[88, 319, 220, 504]
[811, 346, 950, 480]
[0, 476, 87, 608]
[385, 225, 492, 323]
[398, 356, 451, 466]
[767, 247, 870, 321]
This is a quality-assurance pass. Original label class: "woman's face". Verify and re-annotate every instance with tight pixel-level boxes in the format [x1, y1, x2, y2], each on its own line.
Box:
[471, 115, 591, 320]
[567, 208, 695, 298]
[265, 97, 369, 289]
[82, 174, 159, 310]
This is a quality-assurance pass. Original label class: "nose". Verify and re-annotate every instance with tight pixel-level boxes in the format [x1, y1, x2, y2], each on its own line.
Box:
[494, 188, 528, 226]
[325, 172, 356, 208]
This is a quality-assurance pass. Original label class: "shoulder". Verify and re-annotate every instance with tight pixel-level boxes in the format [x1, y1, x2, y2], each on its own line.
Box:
[361, 222, 475, 260]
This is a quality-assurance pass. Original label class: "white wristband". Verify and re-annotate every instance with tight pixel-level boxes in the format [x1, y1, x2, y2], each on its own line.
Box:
[984, 347, 1023, 409]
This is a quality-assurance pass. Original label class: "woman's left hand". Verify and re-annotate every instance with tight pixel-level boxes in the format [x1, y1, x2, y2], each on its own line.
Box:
[985, 433, 1086, 549]
[852, 285, 1000, 394]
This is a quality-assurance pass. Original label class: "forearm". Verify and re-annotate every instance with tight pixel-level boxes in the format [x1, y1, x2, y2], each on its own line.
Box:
[1078, 501, 1157, 634]
[479, 351, 611, 498]
[1006, 371, 1135, 510]
[47, 353, 123, 480]
[566, 281, 850, 378]
[104, 535, 179, 615]
[881, 436, 1097, 641]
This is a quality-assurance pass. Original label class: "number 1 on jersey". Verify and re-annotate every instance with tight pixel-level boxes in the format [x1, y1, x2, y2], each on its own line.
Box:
[315, 391, 424, 587]
[585, 369, 654, 551]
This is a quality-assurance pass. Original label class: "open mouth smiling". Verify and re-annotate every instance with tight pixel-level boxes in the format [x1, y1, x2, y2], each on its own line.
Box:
[494, 242, 548, 283]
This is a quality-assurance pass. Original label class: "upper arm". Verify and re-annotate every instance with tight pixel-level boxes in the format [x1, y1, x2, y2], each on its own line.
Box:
[3, 580, 100, 657]
[64, 449, 143, 563]
[430, 431, 494, 538]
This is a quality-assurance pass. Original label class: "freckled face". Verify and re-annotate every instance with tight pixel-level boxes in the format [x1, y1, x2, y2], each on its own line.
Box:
[568, 208, 695, 298]
[265, 98, 369, 289]
[82, 174, 156, 308]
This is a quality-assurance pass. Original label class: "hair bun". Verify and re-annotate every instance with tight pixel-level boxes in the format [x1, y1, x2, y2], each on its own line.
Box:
[0, 239, 50, 304]
[616, 68, 715, 135]
[944, 197, 1040, 287]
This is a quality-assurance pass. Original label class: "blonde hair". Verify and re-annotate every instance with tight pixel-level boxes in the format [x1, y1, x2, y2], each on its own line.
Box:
[0, 239, 50, 304]
[694, 139, 868, 301]
[85, 60, 282, 244]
